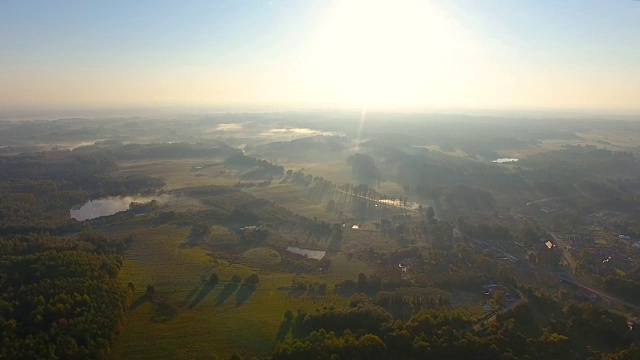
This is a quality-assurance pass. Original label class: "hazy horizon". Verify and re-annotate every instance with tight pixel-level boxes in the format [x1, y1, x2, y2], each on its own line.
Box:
[2, 0, 639, 113]
[2, 103, 640, 122]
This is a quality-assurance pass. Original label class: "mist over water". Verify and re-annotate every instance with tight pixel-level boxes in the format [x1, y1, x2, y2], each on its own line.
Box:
[70, 196, 156, 221]
[286, 247, 326, 260]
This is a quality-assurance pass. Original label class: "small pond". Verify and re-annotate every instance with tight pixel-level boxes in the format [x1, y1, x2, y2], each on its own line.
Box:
[286, 246, 326, 260]
[70, 196, 156, 221]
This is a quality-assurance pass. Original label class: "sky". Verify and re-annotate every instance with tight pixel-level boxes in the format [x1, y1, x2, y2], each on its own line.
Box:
[1, 0, 639, 113]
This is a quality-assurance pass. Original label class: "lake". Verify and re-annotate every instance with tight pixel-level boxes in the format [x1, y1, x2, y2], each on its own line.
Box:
[70, 196, 156, 221]
[492, 158, 518, 163]
[286, 246, 326, 260]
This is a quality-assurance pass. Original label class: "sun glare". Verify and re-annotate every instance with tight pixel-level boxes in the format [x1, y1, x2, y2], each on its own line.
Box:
[302, 0, 485, 108]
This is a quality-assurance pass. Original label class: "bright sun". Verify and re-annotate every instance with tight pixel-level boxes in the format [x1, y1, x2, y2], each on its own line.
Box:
[301, 0, 486, 108]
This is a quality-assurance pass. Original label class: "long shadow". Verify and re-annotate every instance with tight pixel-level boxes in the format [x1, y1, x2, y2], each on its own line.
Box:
[235, 284, 257, 306]
[189, 280, 218, 309]
[287, 288, 307, 298]
[214, 282, 239, 306]
[334, 288, 356, 298]
[130, 294, 150, 310]
[274, 318, 292, 344]
[182, 285, 202, 306]
[179, 235, 202, 249]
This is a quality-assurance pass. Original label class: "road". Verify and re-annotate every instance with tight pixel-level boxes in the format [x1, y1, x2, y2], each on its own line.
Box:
[549, 232, 577, 275]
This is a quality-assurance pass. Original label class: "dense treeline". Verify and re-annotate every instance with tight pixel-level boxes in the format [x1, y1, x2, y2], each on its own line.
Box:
[245, 135, 347, 163]
[78, 141, 238, 160]
[0, 232, 128, 359]
[224, 153, 285, 180]
[0, 151, 163, 233]
[272, 286, 636, 360]
[0, 146, 164, 359]
[603, 277, 640, 305]
[346, 153, 378, 185]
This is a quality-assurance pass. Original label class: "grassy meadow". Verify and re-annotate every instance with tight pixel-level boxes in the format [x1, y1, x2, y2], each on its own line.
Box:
[106, 220, 368, 359]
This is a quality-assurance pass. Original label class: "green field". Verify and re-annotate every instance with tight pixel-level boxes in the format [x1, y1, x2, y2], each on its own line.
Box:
[108, 223, 361, 359]
[115, 159, 240, 189]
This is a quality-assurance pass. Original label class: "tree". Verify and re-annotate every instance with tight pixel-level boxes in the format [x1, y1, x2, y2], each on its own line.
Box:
[146, 284, 156, 296]
[326, 199, 336, 213]
[357, 273, 368, 291]
[190, 222, 210, 239]
[284, 309, 294, 322]
[426, 206, 435, 222]
[231, 274, 242, 284]
[346, 153, 378, 184]
[493, 289, 507, 305]
[244, 274, 259, 286]
[209, 272, 219, 284]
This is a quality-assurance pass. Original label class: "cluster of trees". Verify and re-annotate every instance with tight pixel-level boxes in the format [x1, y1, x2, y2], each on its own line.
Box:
[422, 219, 454, 251]
[245, 135, 347, 163]
[0, 145, 173, 358]
[79, 141, 237, 161]
[346, 153, 379, 185]
[307, 176, 334, 201]
[233, 180, 271, 188]
[290, 279, 327, 296]
[334, 273, 412, 296]
[361, 288, 451, 321]
[129, 200, 159, 214]
[457, 219, 512, 243]
[520, 145, 640, 182]
[0, 232, 128, 359]
[603, 276, 640, 304]
[282, 169, 314, 186]
[0, 151, 164, 234]
[438, 184, 497, 210]
[224, 153, 285, 180]
[271, 286, 637, 359]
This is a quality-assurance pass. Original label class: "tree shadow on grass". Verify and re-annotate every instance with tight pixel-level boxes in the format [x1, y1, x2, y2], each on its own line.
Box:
[179, 234, 203, 249]
[188, 280, 219, 309]
[274, 318, 292, 344]
[287, 288, 306, 298]
[182, 284, 202, 306]
[150, 299, 177, 322]
[235, 284, 257, 306]
[334, 288, 356, 298]
[214, 282, 239, 307]
[130, 294, 150, 311]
